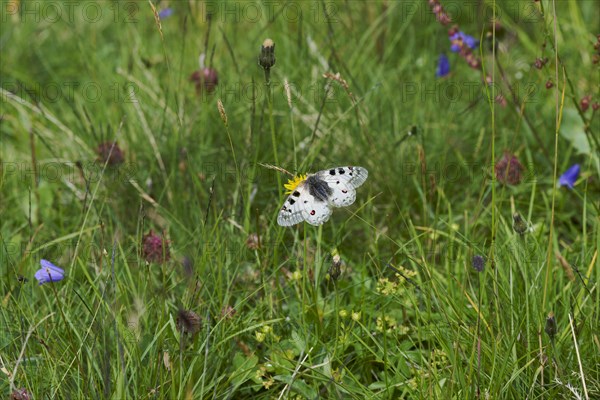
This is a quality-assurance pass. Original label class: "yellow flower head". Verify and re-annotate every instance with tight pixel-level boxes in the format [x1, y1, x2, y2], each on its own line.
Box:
[284, 174, 307, 194]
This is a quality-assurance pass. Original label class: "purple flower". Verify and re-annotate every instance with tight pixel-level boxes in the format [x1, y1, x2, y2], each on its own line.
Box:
[158, 8, 173, 19]
[450, 31, 478, 52]
[35, 259, 65, 285]
[436, 54, 450, 77]
[472, 255, 485, 272]
[558, 164, 580, 189]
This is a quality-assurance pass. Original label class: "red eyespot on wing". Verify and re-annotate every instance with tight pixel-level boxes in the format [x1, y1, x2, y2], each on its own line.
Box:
[310, 210, 316, 215]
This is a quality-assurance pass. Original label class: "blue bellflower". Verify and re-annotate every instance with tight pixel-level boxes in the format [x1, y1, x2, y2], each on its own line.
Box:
[558, 164, 580, 189]
[158, 8, 173, 19]
[450, 31, 478, 52]
[436, 54, 450, 77]
[35, 259, 65, 285]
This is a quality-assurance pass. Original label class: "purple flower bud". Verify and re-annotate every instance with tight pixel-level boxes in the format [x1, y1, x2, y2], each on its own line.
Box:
[436, 53, 450, 78]
[142, 230, 171, 263]
[472, 255, 485, 272]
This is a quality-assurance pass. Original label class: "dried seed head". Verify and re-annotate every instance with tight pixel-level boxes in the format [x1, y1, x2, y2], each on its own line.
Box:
[580, 95, 591, 112]
[533, 57, 548, 69]
[96, 141, 124, 166]
[544, 312, 557, 340]
[258, 38, 276, 71]
[495, 152, 524, 185]
[220, 305, 237, 319]
[246, 233, 260, 250]
[190, 67, 219, 94]
[10, 388, 31, 400]
[512, 213, 529, 235]
[328, 255, 343, 281]
[176, 309, 202, 335]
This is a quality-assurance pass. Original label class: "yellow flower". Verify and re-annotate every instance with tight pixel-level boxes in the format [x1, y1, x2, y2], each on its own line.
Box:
[284, 175, 307, 194]
[339, 309, 348, 318]
[376, 315, 397, 334]
[261, 325, 272, 334]
[262, 376, 275, 389]
[351, 311, 361, 321]
[255, 331, 266, 342]
[377, 278, 397, 295]
[407, 377, 418, 390]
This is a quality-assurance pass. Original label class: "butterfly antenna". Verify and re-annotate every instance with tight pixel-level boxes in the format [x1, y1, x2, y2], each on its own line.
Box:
[258, 163, 294, 177]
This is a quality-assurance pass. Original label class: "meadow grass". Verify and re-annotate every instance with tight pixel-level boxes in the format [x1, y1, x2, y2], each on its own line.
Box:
[1, 1, 599, 398]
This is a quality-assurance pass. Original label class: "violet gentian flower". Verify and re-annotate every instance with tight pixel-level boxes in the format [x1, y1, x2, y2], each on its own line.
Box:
[436, 53, 450, 77]
[450, 31, 478, 52]
[558, 164, 580, 189]
[35, 259, 65, 285]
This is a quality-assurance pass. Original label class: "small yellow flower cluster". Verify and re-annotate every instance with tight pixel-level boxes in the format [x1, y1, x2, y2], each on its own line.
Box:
[377, 278, 397, 295]
[255, 325, 280, 343]
[405, 349, 449, 393]
[376, 315, 397, 334]
[377, 266, 417, 296]
[338, 309, 361, 321]
[430, 348, 448, 368]
[376, 315, 409, 335]
[406, 376, 419, 390]
[255, 365, 275, 389]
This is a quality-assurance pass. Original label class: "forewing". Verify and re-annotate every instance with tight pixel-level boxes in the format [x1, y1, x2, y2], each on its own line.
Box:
[277, 190, 306, 226]
[316, 166, 368, 207]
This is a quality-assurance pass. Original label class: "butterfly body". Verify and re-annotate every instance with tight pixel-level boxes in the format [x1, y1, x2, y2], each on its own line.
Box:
[277, 166, 368, 226]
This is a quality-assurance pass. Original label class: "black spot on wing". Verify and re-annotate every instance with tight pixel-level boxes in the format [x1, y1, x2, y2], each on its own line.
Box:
[338, 168, 345, 174]
[329, 169, 336, 175]
[293, 191, 301, 197]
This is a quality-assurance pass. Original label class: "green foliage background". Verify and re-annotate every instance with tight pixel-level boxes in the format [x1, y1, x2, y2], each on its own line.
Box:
[1, 1, 598, 398]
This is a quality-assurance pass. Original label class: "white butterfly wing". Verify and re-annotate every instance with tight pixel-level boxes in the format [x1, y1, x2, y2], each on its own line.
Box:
[277, 183, 333, 226]
[316, 166, 368, 207]
[277, 189, 306, 226]
[301, 198, 332, 225]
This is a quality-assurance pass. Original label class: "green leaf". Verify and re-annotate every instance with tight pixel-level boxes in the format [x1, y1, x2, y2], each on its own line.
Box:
[560, 108, 590, 155]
